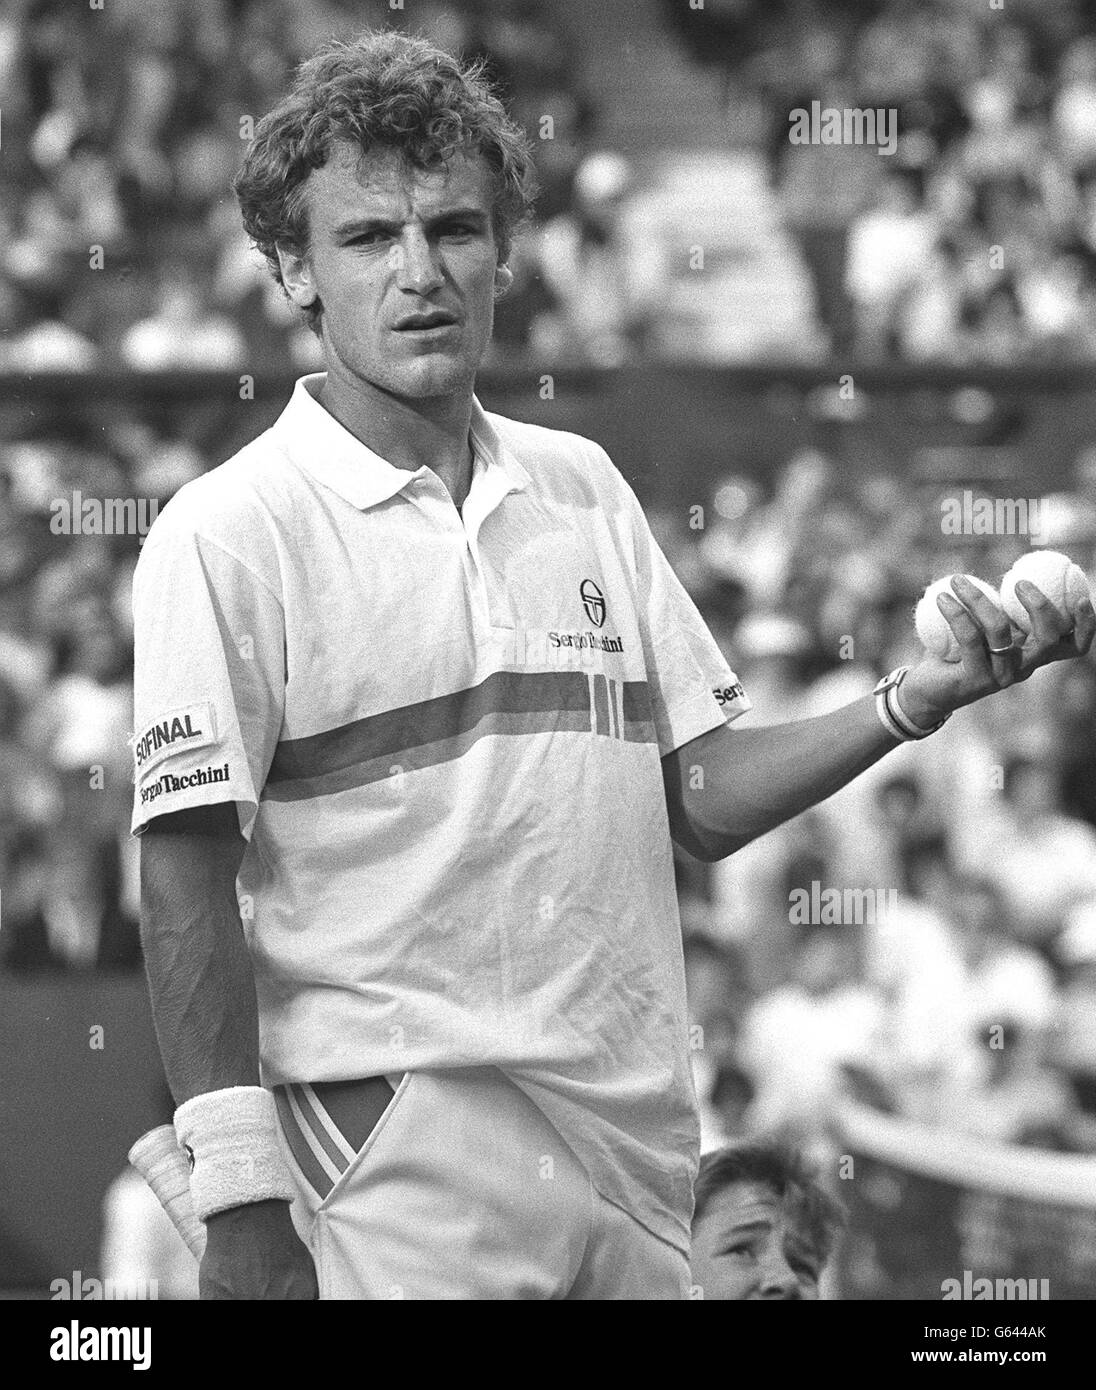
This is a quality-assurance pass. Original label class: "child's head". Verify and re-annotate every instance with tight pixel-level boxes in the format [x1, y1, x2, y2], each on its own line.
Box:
[691, 1143, 846, 1300]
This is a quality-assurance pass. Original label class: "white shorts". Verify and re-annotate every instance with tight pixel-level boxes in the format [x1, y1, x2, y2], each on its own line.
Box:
[273, 1066, 689, 1300]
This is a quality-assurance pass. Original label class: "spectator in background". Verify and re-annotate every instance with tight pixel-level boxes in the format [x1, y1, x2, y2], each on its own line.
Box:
[534, 152, 663, 365]
[899, 235, 964, 362]
[3, 537, 139, 972]
[1017, 250, 1095, 354]
[861, 838, 973, 1119]
[1053, 36, 1096, 173]
[960, 277, 1033, 364]
[737, 923, 879, 1141]
[0, 671, 63, 973]
[0, 831, 139, 972]
[119, 269, 246, 371]
[776, 77, 881, 355]
[21, 577, 133, 792]
[690, 1142, 846, 1300]
[683, 929, 751, 1149]
[1052, 904, 1096, 1149]
[953, 876, 1057, 1043]
[937, 875, 1070, 1143]
[965, 755, 1096, 949]
[0, 276, 99, 372]
[705, 449, 834, 608]
[875, 774, 936, 874]
[955, 69, 1045, 198]
[953, 1020, 1074, 1145]
[845, 170, 937, 358]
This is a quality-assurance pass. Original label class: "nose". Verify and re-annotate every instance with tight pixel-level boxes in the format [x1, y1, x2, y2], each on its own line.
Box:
[757, 1250, 803, 1300]
[393, 229, 444, 296]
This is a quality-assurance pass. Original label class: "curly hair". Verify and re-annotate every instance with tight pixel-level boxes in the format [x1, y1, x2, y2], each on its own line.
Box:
[693, 1142, 847, 1267]
[233, 31, 538, 331]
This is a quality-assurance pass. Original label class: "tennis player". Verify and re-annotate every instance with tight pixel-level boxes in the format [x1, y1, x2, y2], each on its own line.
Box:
[132, 31, 1095, 1300]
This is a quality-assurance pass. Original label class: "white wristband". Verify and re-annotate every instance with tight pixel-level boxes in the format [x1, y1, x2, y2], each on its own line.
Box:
[174, 1086, 296, 1222]
[872, 666, 951, 742]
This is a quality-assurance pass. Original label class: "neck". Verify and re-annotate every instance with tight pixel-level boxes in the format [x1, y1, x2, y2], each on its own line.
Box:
[318, 366, 475, 505]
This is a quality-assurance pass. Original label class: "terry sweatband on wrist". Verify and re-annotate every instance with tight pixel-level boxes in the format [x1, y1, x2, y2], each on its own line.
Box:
[173, 1086, 296, 1222]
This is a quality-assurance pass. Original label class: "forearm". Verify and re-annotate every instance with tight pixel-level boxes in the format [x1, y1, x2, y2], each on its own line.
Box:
[668, 694, 901, 861]
[140, 819, 315, 1295]
[139, 821, 257, 1104]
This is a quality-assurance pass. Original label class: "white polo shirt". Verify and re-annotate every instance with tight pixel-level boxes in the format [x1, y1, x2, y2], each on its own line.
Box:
[130, 372, 750, 1251]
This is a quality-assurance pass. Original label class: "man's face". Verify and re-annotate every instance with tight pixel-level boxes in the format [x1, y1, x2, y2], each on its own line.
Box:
[690, 1182, 823, 1300]
[278, 142, 501, 399]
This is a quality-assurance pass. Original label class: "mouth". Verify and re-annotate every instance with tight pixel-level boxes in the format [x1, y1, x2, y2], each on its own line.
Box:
[393, 310, 460, 332]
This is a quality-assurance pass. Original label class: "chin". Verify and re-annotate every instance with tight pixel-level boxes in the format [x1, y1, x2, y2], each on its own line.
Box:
[385, 355, 478, 399]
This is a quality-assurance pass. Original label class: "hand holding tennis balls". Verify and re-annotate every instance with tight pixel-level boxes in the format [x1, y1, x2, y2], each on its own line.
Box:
[898, 555, 1095, 731]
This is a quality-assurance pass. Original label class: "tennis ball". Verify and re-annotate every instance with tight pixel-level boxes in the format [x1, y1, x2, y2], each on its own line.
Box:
[1000, 550, 1090, 633]
[915, 575, 1002, 662]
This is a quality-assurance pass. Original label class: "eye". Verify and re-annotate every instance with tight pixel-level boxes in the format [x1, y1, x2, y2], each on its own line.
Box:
[347, 231, 389, 247]
[439, 222, 478, 239]
[719, 1241, 758, 1261]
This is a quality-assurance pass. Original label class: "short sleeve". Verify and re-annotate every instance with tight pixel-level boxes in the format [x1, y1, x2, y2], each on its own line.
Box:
[130, 518, 285, 841]
[601, 448, 751, 755]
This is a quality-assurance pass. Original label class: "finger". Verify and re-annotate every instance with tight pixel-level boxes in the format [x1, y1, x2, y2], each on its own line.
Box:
[948, 576, 1020, 684]
[1065, 592, 1096, 656]
[1014, 579, 1072, 651]
[936, 591, 993, 683]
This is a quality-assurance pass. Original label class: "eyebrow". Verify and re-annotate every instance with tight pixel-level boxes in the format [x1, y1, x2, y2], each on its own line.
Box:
[716, 1220, 772, 1242]
[332, 208, 490, 239]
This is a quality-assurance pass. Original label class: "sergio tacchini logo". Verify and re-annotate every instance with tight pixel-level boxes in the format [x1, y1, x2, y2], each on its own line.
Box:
[580, 578, 606, 627]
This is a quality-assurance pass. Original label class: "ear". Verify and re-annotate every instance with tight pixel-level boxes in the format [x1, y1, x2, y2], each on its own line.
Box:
[493, 263, 514, 299]
[275, 244, 319, 310]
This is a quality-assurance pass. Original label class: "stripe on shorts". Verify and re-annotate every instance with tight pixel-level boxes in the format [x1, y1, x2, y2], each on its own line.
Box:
[286, 1087, 343, 1185]
[289, 1083, 356, 1168]
[274, 1087, 335, 1199]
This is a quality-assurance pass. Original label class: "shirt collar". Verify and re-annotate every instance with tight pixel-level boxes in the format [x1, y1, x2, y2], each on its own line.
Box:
[271, 372, 530, 510]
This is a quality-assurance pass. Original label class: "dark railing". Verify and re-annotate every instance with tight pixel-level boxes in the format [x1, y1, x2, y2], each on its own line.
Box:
[3, 363, 1095, 503]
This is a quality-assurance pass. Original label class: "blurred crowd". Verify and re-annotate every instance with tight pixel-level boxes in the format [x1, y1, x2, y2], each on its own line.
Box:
[0, 0, 597, 373]
[663, 446, 1096, 1168]
[666, 0, 1096, 361]
[9, 0, 1096, 369]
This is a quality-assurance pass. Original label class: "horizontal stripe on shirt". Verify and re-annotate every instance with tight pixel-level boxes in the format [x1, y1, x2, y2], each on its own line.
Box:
[264, 669, 657, 802]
